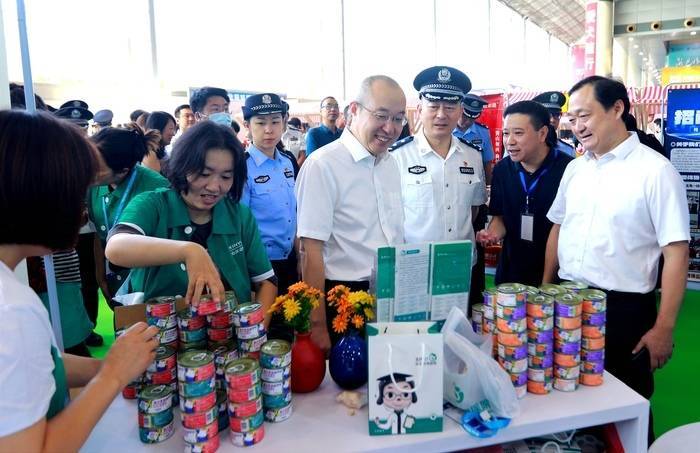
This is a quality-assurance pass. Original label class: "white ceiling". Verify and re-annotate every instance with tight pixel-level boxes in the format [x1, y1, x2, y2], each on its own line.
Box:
[499, 0, 588, 45]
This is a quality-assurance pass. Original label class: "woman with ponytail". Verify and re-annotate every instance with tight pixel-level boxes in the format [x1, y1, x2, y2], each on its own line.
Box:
[88, 123, 170, 304]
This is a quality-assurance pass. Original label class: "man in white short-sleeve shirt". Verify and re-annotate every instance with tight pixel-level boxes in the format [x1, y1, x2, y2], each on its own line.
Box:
[544, 76, 689, 445]
[296, 75, 406, 351]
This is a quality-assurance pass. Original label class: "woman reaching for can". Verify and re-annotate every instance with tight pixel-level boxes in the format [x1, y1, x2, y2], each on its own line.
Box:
[104, 121, 277, 323]
[0, 110, 159, 451]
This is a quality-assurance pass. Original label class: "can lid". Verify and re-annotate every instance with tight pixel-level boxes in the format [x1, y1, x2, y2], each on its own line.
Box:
[560, 280, 588, 290]
[579, 288, 606, 300]
[140, 384, 172, 400]
[146, 296, 176, 305]
[556, 292, 583, 305]
[497, 283, 526, 293]
[225, 357, 260, 375]
[233, 303, 262, 316]
[524, 285, 539, 295]
[531, 294, 554, 304]
[483, 287, 498, 295]
[178, 350, 214, 368]
[225, 290, 239, 306]
[539, 283, 565, 295]
[261, 339, 291, 356]
[198, 294, 213, 303]
[155, 345, 175, 360]
[208, 340, 236, 354]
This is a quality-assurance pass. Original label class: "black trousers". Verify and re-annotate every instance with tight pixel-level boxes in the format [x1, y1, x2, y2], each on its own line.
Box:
[266, 252, 298, 343]
[65, 341, 92, 358]
[324, 279, 370, 346]
[76, 233, 99, 324]
[468, 204, 488, 316]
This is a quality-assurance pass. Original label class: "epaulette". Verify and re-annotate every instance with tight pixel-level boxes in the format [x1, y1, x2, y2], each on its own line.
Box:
[475, 121, 489, 130]
[457, 136, 482, 152]
[558, 138, 574, 149]
[388, 135, 414, 152]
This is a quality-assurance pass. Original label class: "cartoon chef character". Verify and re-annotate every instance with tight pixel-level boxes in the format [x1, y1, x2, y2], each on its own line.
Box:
[374, 373, 417, 434]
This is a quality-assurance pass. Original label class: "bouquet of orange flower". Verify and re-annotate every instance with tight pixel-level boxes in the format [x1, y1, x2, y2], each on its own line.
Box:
[326, 285, 375, 334]
[268, 282, 323, 334]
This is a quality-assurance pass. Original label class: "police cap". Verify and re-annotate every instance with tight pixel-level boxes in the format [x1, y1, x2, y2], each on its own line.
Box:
[242, 93, 287, 121]
[413, 66, 471, 102]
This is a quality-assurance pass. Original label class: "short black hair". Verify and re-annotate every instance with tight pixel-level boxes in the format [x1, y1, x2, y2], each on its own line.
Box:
[174, 104, 191, 118]
[130, 109, 147, 122]
[0, 110, 96, 249]
[189, 87, 230, 114]
[167, 121, 247, 202]
[9, 83, 48, 111]
[504, 100, 558, 149]
[91, 124, 159, 172]
[320, 96, 337, 109]
[146, 111, 176, 134]
[288, 117, 301, 128]
[231, 120, 241, 134]
[569, 76, 631, 119]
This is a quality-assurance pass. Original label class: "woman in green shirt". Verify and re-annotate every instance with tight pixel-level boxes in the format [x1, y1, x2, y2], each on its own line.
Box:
[88, 124, 169, 304]
[106, 121, 277, 321]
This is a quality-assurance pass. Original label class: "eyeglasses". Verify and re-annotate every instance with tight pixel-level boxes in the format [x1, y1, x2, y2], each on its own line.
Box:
[321, 103, 339, 110]
[357, 103, 408, 126]
[384, 390, 411, 400]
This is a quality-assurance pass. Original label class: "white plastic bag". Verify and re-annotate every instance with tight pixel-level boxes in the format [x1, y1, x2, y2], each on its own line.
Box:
[442, 306, 520, 418]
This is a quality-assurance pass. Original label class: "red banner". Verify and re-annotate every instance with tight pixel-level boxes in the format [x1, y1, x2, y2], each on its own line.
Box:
[480, 94, 505, 161]
[583, 1, 597, 78]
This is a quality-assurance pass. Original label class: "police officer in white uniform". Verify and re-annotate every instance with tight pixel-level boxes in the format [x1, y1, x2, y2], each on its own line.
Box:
[391, 66, 486, 270]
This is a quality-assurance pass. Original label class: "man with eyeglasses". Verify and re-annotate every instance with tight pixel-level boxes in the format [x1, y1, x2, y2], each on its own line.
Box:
[532, 91, 575, 157]
[391, 67, 487, 305]
[305, 96, 343, 155]
[189, 86, 232, 128]
[296, 75, 406, 352]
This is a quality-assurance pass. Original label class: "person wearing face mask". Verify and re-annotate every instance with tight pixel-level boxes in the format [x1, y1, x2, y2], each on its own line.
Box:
[475, 101, 572, 286]
[190, 86, 232, 128]
[105, 122, 277, 324]
[87, 124, 170, 306]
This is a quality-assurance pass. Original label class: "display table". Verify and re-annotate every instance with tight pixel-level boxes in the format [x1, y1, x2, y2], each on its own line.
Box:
[82, 371, 648, 452]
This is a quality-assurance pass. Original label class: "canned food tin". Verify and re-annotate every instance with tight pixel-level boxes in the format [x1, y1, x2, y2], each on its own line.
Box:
[496, 283, 527, 307]
[554, 340, 581, 355]
[138, 417, 175, 444]
[223, 290, 238, 312]
[482, 304, 495, 321]
[581, 348, 605, 362]
[472, 320, 483, 335]
[178, 309, 207, 331]
[554, 364, 580, 380]
[261, 377, 292, 396]
[579, 289, 607, 313]
[497, 330, 527, 347]
[208, 326, 235, 342]
[180, 391, 217, 414]
[261, 365, 292, 383]
[554, 327, 582, 343]
[559, 280, 588, 293]
[243, 350, 261, 360]
[210, 342, 239, 367]
[539, 283, 566, 297]
[181, 376, 217, 398]
[184, 433, 220, 453]
[191, 294, 223, 316]
[228, 382, 262, 403]
[236, 324, 267, 340]
[523, 286, 540, 300]
[483, 318, 495, 334]
[180, 327, 207, 343]
[528, 341, 553, 357]
[263, 388, 292, 408]
[580, 372, 604, 386]
[183, 420, 219, 444]
[527, 316, 554, 331]
[225, 358, 261, 388]
[145, 296, 176, 318]
[179, 339, 208, 352]
[555, 293, 583, 318]
[232, 303, 265, 327]
[498, 343, 527, 361]
[582, 311, 606, 327]
[207, 311, 235, 329]
[508, 371, 528, 387]
[582, 324, 605, 339]
[581, 360, 605, 374]
[527, 367, 553, 382]
[581, 336, 605, 350]
[181, 404, 219, 429]
[239, 334, 268, 353]
[496, 317, 526, 333]
[157, 327, 178, 345]
[138, 408, 174, 429]
[138, 385, 173, 414]
[528, 329, 553, 343]
[526, 294, 554, 317]
[471, 304, 484, 324]
[554, 377, 579, 392]
[528, 354, 553, 369]
[496, 303, 526, 320]
[122, 383, 139, 399]
[144, 367, 177, 385]
[527, 380, 552, 395]
[482, 288, 498, 309]
[265, 403, 293, 423]
[178, 351, 216, 383]
[229, 410, 264, 433]
[147, 312, 177, 330]
[230, 424, 265, 447]
[147, 345, 177, 373]
[228, 396, 263, 418]
[554, 352, 580, 367]
[515, 385, 527, 399]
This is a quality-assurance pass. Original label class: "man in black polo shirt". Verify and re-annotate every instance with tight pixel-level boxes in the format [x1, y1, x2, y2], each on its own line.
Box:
[476, 101, 572, 286]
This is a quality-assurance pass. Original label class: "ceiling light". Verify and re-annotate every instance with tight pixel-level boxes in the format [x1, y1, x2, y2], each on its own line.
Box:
[643, 57, 648, 61]
[628, 37, 634, 41]
[692, 31, 697, 36]
[638, 52, 644, 56]
[634, 44, 639, 48]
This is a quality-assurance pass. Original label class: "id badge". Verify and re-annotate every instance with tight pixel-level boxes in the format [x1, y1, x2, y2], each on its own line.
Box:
[520, 214, 534, 242]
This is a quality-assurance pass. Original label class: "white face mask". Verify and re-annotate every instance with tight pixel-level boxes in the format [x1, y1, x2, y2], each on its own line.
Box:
[207, 112, 232, 128]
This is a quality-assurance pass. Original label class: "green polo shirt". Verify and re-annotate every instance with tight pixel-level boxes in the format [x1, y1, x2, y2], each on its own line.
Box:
[116, 188, 274, 302]
[88, 165, 169, 245]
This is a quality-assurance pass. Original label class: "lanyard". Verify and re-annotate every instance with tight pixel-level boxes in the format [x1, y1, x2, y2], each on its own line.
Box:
[102, 168, 138, 231]
[518, 151, 557, 214]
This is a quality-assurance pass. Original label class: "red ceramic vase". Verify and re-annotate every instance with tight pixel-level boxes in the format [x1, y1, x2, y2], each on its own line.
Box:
[291, 331, 326, 393]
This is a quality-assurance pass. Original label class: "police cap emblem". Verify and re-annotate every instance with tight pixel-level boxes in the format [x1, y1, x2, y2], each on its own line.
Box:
[262, 94, 272, 104]
[438, 68, 451, 82]
[70, 109, 81, 119]
[550, 93, 558, 103]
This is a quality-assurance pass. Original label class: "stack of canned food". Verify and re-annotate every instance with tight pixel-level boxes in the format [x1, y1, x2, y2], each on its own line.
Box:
[138, 384, 175, 444]
[260, 340, 293, 423]
[144, 345, 179, 405]
[494, 283, 529, 399]
[116, 326, 142, 399]
[481, 287, 498, 356]
[178, 350, 220, 452]
[579, 288, 607, 386]
[233, 302, 268, 359]
[553, 289, 583, 392]
[526, 289, 555, 395]
[180, 295, 217, 351]
[225, 357, 265, 447]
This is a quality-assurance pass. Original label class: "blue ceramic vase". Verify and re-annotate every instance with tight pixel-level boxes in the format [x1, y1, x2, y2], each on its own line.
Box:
[329, 330, 368, 390]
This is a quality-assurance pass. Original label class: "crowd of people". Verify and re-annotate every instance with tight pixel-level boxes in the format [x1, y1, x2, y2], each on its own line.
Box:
[0, 66, 690, 450]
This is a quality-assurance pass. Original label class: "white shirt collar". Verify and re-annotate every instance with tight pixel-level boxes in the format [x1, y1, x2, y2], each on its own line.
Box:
[584, 132, 638, 162]
[415, 129, 461, 158]
[340, 128, 385, 164]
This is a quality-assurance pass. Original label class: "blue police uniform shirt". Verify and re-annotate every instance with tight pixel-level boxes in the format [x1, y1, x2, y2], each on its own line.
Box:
[240, 145, 297, 260]
[452, 123, 494, 162]
[305, 124, 343, 155]
[555, 139, 575, 157]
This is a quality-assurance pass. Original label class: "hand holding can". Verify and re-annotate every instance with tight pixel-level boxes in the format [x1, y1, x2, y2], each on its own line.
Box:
[102, 322, 160, 387]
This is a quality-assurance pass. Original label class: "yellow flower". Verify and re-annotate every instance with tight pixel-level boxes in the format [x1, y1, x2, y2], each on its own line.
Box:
[332, 313, 349, 334]
[268, 295, 286, 314]
[351, 314, 364, 329]
[363, 307, 374, 320]
[283, 298, 301, 321]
